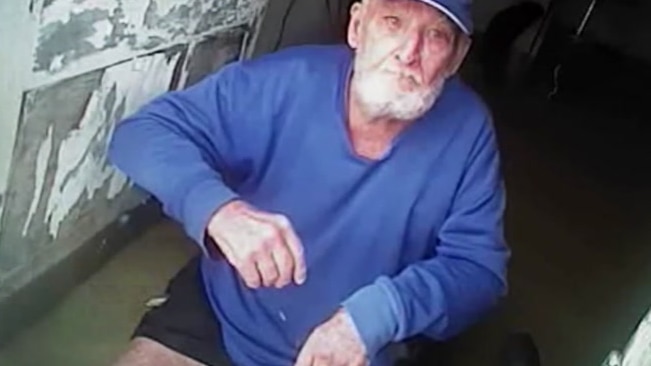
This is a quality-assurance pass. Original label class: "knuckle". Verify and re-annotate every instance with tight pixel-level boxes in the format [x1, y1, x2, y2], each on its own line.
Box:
[275, 247, 292, 264]
[264, 273, 279, 285]
[247, 277, 261, 288]
[243, 250, 258, 263]
[229, 258, 242, 269]
[267, 271, 279, 282]
[276, 259, 292, 278]
[274, 214, 290, 228]
[241, 273, 259, 288]
[245, 280, 259, 289]
[257, 258, 277, 276]
[260, 238, 277, 252]
[237, 262, 254, 275]
[242, 277, 253, 287]
[251, 241, 271, 262]
[248, 276, 260, 287]
[258, 259, 274, 273]
[260, 225, 280, 242]
[276, 273, 291, 287]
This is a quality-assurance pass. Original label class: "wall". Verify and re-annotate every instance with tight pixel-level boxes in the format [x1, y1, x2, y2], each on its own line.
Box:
[0, 0, 266, 331]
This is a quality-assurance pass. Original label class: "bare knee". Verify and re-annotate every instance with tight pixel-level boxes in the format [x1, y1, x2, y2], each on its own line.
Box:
[112, 337, 206, 366]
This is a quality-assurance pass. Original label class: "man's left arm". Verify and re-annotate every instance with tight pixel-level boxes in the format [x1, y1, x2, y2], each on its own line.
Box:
[343, 119, 510, 358]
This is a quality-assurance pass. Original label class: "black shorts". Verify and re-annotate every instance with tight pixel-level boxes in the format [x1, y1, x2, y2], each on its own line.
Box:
[131, 258, 446, 366]
[132, 257, 232, 366]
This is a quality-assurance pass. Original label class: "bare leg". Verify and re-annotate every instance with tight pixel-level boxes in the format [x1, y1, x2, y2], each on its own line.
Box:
[112, 337, 207, 366]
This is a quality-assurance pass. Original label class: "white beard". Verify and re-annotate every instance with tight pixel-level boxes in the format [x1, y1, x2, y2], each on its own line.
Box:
[351, 64, 446, 121]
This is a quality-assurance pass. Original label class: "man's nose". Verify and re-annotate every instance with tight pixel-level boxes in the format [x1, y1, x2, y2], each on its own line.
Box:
[395, 33, 423, 65]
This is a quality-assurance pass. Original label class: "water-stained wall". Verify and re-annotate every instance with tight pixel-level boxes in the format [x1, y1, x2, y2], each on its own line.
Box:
[0, 0, 266, 310]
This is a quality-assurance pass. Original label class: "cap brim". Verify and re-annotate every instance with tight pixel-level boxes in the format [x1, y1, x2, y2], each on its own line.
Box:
[419, 0, 471, 35]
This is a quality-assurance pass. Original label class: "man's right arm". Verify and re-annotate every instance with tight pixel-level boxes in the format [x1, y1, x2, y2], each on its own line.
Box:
[108, 66, 241, 254]
[108, 62, 306, 288]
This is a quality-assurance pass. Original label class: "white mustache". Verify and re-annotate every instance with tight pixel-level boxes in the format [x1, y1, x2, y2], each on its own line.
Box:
[382, 69, 423, 86]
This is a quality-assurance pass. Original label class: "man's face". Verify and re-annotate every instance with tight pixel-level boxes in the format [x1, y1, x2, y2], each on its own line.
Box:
[348, 0, 468, 121]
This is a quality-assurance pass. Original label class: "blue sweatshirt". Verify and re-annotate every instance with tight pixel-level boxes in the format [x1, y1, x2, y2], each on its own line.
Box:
[109, 45, 509, 366]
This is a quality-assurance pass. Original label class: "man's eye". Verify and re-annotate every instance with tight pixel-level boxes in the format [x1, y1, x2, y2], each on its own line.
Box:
[427, 29, 450, 42]
[384, 16, 402, 29]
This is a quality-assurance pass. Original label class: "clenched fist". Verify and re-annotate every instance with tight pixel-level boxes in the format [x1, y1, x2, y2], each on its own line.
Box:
[207, 200, 307, 289]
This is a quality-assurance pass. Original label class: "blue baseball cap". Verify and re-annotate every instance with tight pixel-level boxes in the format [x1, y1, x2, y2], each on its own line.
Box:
[416, 0, 473, 35]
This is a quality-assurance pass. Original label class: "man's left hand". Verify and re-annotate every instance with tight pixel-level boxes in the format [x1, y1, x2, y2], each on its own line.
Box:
[295, 309, 368, 366]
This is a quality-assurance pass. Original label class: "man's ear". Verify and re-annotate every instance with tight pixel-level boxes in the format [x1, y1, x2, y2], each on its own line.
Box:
[347, 2, 364, 49]
[446, 35, 471, 77]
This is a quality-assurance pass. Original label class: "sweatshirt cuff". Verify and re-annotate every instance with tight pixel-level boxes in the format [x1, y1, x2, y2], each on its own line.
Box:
[342, 276, 402, 358]
[182, 178, 238, 256]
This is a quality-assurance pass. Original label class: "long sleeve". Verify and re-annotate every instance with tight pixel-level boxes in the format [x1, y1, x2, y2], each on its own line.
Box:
[343, 119, 509, 357]
[108, 64, 246, 254]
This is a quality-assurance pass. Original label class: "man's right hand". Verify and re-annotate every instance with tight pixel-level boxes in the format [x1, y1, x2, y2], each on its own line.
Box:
[206, 200, 307, 289]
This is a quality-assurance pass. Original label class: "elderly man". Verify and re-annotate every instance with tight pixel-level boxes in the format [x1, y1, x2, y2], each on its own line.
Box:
[109, 0, 509, 365]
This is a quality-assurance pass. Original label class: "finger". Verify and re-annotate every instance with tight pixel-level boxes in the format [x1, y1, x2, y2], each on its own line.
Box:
[271, 245, 293, 288]
[243, 211, 307, 285]
[237, 261, 262, 289]
[215, 237, 235, 264]
[273, 215, 307, 285]
[295, 344, 315, 366]
[255, 251, 280, 287]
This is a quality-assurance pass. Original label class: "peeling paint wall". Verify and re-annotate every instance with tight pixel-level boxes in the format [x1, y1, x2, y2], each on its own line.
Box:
[0, 1, 37, 237]
[0, 0, 265, 304]
[32, 0, 257, 74]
